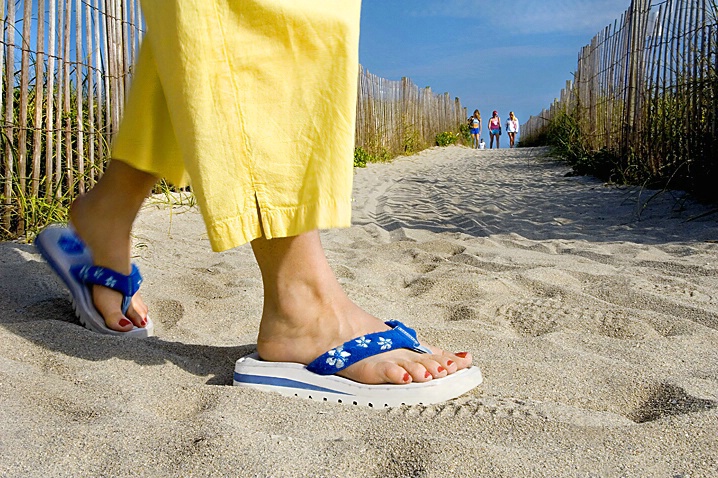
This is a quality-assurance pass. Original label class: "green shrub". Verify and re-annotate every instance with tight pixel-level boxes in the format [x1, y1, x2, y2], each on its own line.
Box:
[353, 146, 394, 167]
[353, 147, 370, 168]
[458, 123, 472, 144]
[435, 131, 458, 147]
[402, 126, 422, 153]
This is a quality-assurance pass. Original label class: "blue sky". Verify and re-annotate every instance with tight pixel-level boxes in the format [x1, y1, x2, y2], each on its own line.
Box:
[359, 0, 633, 135]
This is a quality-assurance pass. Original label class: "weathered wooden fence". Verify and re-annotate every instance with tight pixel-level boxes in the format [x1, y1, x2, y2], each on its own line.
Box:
[522, 0, 717, 192]
[1, 0, 143, 236]
[356, 65, 467, 157]
[1, 1, 466, 238]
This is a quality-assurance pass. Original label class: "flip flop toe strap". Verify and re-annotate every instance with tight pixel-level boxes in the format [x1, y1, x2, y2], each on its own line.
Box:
[306, 320, 433, 375]
[70, 264, 143, 315]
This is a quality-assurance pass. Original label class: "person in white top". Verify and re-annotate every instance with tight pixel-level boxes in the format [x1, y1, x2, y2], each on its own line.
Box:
[506, 111, 519, 148]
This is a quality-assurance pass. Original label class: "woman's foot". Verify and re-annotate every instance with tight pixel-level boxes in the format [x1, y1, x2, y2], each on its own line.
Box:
[67, 161, 473, 385]
[252, 231, 473, 385]
[69, 160, 157, 332]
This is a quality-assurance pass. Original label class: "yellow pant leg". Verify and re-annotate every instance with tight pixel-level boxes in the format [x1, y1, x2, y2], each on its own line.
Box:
[112, 42, 188, 187]
[113, 0, 361, 251]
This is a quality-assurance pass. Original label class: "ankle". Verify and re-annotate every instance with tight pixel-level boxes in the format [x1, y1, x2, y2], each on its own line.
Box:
[265, 275, 346, 327]
[69, 195, 134, 274]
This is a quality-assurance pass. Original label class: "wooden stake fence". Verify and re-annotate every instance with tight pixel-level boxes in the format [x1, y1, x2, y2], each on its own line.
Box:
[521, 0, 717, 194]
[356, 65, 466, 157]
[1, 0, 142, 236]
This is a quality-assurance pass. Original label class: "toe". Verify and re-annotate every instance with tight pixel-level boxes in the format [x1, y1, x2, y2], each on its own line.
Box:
[433, 355, 458, 374]
[420, 345, 472, 372]
[381, 363, 413, 384]
[92, 286, 135, 332]
[442, 350, 472, 370]
[398, 360, 432, 383]
[417, 356, 449, 378]
[125, 294, 149, 328]
[101, 309, 135, 332]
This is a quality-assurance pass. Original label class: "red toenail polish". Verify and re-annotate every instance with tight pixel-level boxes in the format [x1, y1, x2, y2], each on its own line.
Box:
[446, 361, 454, 366]
[437, 366, 445, 373]
[455, 352, 468, 358]
[403, 373, 410, 382]
[424, 371, 431, 378]
[118, 318, 131, 327]
[140, 319, 147, 326]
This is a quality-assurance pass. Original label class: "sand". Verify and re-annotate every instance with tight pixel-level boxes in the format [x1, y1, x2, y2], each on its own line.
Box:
[1, 145, 716, 477]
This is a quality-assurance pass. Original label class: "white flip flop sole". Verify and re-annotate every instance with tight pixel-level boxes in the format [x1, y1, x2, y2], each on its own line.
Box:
[233, 353, 483, 407]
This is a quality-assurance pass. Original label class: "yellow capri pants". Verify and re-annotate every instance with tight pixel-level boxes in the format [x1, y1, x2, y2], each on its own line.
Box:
[112, 0, 361, 252]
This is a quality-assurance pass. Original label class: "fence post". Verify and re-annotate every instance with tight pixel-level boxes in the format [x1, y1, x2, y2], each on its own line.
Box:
[3, 0, 17, 232]
[622, 0, 650, 156]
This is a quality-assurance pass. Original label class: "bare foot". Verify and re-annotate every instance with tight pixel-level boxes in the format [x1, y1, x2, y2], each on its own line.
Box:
[257, 298, 473, 385]
[252, 231, 473, 385]
[67, 160, 157, 332]
[70, 195, 149, 331]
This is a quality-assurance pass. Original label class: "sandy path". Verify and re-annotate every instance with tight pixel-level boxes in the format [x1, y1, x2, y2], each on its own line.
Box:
[1, 145, 716, 477]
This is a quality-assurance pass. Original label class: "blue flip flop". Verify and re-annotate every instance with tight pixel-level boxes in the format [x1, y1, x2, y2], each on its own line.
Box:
[34, 225, 154, 337]
[233, 320, 482, 407]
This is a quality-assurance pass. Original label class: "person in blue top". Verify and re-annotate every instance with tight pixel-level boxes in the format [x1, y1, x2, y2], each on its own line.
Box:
[469, 109, 482, 149]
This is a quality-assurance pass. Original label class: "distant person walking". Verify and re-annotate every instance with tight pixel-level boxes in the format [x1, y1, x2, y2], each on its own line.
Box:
[488, 111, 501, 149]
[506, 111, 519, 148]
[469, 109, 482, 149]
